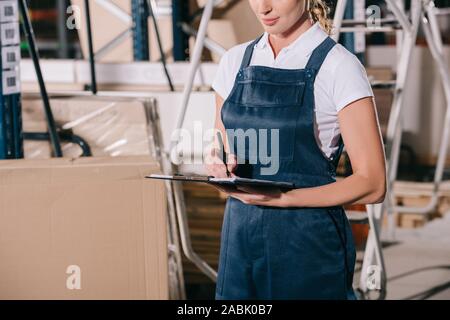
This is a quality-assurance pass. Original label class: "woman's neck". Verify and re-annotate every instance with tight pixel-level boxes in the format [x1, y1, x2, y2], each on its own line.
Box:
[268, 14, 313, 58]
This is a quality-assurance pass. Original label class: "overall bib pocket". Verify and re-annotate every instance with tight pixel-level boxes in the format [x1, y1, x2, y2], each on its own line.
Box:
[221, 69, 307, 163]
[223, 102, 299, 162]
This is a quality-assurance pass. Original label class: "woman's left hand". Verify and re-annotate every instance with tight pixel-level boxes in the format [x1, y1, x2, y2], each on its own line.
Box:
[226, 185, 290, 207]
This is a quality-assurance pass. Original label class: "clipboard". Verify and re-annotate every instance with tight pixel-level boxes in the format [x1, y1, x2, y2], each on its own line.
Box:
[146, 174, 296, 191]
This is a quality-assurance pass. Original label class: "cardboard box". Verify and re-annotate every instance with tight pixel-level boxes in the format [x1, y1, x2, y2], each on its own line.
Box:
[204, 1, 264, 63]
[373, 88, 393, 136]
[207, 19, 238, 63]
[0, 156, 168, 299]
[216, 1, 264, 44]
[365, 67, 395, 137]
[366, 67, 394, 82]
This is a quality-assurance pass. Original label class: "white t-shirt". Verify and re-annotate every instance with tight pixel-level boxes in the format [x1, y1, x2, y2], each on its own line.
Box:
[212, 21, 374, 159]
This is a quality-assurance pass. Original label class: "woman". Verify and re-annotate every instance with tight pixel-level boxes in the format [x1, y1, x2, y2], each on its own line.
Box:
[206, 0, 387, 300]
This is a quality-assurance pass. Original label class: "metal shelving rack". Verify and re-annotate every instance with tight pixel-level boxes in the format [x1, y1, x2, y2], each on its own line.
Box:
[171, 0, 189, 61]
[131, 0, 150, 60]
[0, 0, 22, 159]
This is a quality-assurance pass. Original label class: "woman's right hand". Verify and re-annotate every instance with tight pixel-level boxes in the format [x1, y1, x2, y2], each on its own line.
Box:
[205, 146, 238, 178]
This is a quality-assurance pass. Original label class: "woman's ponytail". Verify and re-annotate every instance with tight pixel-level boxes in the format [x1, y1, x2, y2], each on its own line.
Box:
[307, 0, 333, 35]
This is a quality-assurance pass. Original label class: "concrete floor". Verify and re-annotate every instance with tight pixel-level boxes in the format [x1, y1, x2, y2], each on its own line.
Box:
[355, 213, 450, 300]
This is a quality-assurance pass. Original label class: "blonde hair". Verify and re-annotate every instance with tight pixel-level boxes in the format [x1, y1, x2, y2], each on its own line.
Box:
[307, 0, 333, 35]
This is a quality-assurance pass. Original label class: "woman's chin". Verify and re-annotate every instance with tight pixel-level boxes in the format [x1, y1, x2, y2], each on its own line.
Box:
[262, 24, 285, 34]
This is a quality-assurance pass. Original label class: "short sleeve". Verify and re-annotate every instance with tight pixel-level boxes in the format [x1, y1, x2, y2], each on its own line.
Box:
[331, 53, 374, 113]
[211, 43, 248, 100]
[212, 50, 233, 100]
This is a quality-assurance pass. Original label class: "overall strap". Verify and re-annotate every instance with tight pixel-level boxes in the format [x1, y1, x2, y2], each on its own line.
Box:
[306, 36, 341, 168]
[239, 34, 265, 69]
[305, 36, 337, 73]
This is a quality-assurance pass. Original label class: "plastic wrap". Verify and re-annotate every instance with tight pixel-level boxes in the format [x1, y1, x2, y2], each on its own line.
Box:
[22, 95, 151, 159]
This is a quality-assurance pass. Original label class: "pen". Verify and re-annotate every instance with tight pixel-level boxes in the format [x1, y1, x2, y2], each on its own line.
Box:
[217, 132, 231, 177]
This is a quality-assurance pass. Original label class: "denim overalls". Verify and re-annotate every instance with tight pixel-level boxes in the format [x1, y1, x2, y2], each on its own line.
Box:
[215, 35, 357, 300]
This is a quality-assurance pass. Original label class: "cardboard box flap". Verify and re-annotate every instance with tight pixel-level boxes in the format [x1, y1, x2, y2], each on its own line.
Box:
[0, 156, 162, 185]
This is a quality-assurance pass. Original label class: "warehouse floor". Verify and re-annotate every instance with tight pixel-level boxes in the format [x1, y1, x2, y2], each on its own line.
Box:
[354, 213, 450, 300]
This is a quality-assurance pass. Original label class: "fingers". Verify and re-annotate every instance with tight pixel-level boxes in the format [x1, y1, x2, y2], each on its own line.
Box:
[204, 147, 239, 178]
[230, 192, 272, 204]
[205, 147, 226, 178]
[206, 163, 229, 178]
[236, 186, 282, 195]
[226, 153, 238, 173]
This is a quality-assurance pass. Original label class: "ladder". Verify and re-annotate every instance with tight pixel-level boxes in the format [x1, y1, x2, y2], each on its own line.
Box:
[332, 0, 421, 300]
[392, 2, 450, 217]
[333, 0, 450, 299]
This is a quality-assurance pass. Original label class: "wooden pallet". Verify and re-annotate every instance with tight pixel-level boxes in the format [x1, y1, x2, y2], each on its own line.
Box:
[393, 181, 449, 228]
